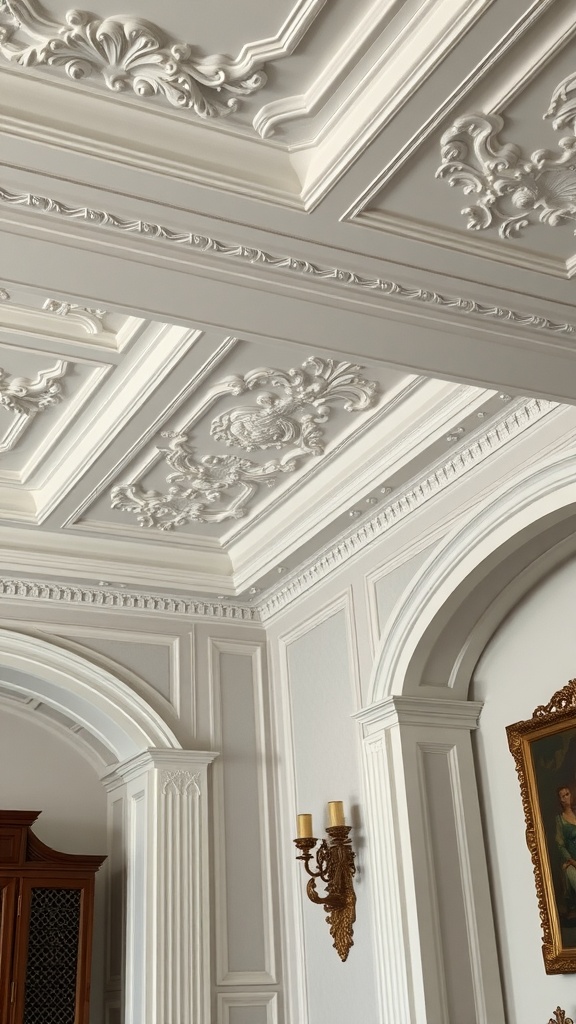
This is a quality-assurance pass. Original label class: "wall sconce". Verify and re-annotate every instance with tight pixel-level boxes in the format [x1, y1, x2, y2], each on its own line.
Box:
[548, 1010, 573, 1024]
[293, 801, 356, 961]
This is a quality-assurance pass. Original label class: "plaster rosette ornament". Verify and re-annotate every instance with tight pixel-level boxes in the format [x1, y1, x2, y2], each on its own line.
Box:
[436, 69, 576, 238]
[0, 360, 67, 453]
[0, 0, 267, 117]
[111, 357, 377, 528]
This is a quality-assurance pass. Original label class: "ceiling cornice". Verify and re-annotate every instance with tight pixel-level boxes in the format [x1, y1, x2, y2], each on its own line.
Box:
[0, 577, 258, 620]
[0, 396, 555, 621]
[0, 185, 573, 338]
[255, 396, 558, 620]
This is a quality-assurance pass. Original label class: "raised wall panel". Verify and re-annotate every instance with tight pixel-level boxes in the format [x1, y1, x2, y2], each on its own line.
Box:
[277, 597, 378, 1024]
[418, 744, 476, 1022]
[126, 789, 146, 1024]
[218, 991, 278, 1024]
[106, 796, 125, 992]
[209, 639, 277, 987]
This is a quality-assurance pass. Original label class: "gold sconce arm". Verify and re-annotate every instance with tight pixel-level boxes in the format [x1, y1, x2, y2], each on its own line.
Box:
[548, 1010, 574, 1024]
[294, 821, 356, 961]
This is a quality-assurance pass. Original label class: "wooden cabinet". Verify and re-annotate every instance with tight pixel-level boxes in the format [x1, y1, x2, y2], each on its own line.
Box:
[0, 811, 106, 1024]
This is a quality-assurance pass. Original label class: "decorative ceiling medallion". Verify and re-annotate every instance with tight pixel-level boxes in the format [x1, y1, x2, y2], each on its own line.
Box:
[110, 358, 377, 528]
[43, 298, 106, 334]
[0, 186, 573, 338]
[437, 70, 576, 238]
[0, 0, 267, 118]
[0, 359, 67, 452]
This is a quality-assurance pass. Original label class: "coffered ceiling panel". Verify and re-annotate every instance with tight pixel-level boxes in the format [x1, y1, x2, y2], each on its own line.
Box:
[0, 0, 573, 606]
[349, 0, 576, 277]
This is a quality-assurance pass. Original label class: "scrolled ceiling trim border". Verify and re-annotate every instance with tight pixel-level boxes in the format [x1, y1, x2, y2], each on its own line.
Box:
[0, 0, 327, 120]
[0, 185, 573, 337]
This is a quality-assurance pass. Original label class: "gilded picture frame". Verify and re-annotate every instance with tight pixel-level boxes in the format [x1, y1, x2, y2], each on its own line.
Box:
[507, 679, 576, 973]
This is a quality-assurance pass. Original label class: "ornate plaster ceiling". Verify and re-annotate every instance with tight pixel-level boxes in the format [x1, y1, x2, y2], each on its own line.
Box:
[0, 0, 574, 602]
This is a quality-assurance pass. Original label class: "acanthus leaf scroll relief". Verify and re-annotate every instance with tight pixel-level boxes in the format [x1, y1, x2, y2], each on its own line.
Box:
[0, 0, 267, 118]
[437, 69, 576, 239]
[110, 357, 377, 529]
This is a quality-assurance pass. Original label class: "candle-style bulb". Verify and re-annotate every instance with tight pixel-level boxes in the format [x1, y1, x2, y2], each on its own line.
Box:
[297, 813, 313, 838]
[328, 801, 345, 826]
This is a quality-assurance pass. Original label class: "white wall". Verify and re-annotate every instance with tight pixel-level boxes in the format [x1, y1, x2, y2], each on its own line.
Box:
[269, 595, 378, 1024]
[0, 703, 108, 1023]
[472, 555, 576, 1024]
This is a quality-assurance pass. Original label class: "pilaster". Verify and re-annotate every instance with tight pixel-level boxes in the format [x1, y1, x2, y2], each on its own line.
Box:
[102, 748, 218, 1024]
[356, 696, 504, 1024]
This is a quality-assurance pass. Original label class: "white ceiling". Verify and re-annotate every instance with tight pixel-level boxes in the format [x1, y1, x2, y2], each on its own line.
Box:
[0, 0, 574, 602]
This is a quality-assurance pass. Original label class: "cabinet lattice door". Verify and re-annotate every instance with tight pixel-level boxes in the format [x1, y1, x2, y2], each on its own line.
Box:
[0, 811, 105, 1024]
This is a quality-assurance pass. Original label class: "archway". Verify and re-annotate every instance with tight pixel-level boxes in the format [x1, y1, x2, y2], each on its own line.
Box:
[0, 627, 216, 1024]
[358, 449, 576, 1024]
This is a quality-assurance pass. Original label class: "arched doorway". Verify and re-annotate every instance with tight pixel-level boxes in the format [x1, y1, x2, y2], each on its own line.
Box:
[358, 451, 576, 1024]
[0, 628, 216, 1024]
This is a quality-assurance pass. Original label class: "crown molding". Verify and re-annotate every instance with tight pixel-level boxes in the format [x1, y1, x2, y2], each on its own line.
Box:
[0, 400, 560, 618]
[0, 185, 573, 339]
[254, 0, 478, 141]
[0, 576, 258, 620]
[354, 210, 570, 280]
[255, 397, 557, 621]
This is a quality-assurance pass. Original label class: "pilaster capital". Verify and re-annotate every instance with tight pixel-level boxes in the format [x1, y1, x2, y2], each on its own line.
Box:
[355, 695, 483, 739]
[100, 747, 219, 791]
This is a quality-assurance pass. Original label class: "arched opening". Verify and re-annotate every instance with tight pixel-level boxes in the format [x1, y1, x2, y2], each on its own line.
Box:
[361, 451, 576, 1024]
[0, 627, 215, 1024]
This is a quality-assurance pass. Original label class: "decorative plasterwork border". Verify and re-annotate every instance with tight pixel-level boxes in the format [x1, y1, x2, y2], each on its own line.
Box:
[0, 398, 553, 620]
[0, 185, 573, 337]
[0, 577, 258, 619]
[256, 397, 557, 620]
[0, 0, 327, 120]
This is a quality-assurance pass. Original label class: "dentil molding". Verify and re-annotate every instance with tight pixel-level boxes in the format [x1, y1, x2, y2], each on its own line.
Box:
[256, 397, 557, 620]
[0, 576, 259, 619]
[437, 69, 576, 238]
[0, 358, 67, 453]
[0, 185, 573, 337]
[0, 398, 558, 616]
[111, 357, 377, 528]
[0, 0, 326, 120]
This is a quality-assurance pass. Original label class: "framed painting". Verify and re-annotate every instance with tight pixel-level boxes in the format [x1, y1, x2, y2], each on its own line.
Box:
[507, 679, 576, 973]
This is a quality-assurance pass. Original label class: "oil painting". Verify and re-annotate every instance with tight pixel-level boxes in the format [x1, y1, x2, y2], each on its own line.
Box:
[507, 679, 576, 973]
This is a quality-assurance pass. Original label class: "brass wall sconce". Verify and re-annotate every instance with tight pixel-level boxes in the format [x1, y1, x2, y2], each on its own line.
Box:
[293, 801, 356, 961]
[549, 1010, 573, 1024]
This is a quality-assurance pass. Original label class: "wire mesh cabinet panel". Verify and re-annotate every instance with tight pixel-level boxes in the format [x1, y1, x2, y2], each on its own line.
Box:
[0, 811, 106, 1024]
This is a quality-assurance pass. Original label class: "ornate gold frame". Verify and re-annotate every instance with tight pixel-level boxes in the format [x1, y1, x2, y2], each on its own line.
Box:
[507, 679, 576, 973]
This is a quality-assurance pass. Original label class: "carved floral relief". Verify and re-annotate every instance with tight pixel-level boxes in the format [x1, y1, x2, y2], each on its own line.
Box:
[110, 357, 377, 528]
[437, 69, 576, 239]
[0, 360, 67, 453]
[0, 0, 268, 117]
